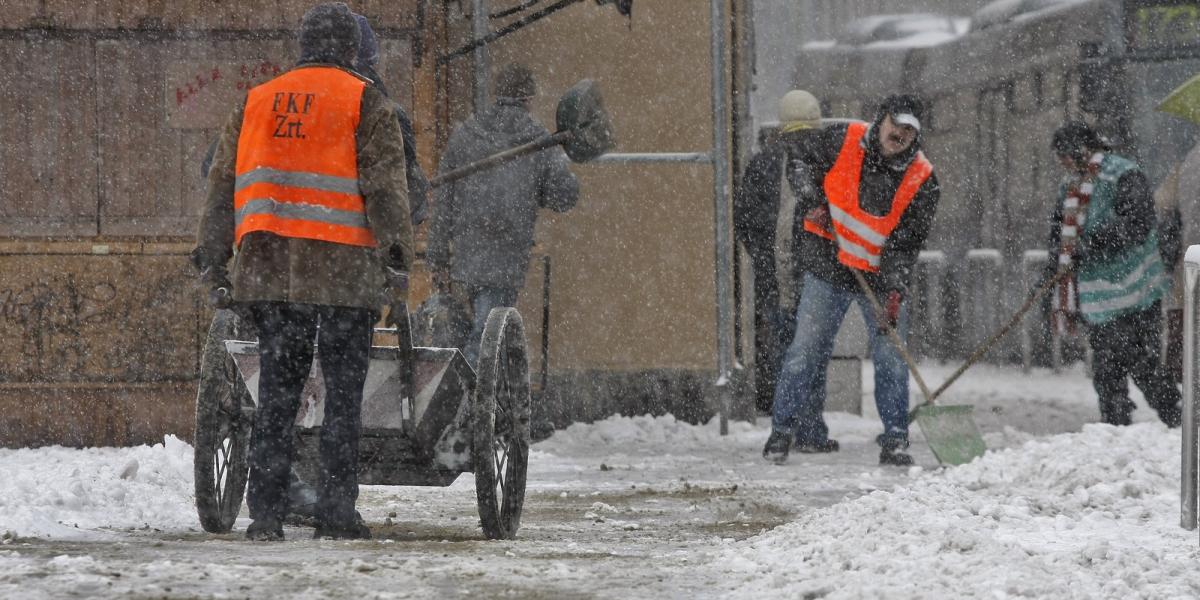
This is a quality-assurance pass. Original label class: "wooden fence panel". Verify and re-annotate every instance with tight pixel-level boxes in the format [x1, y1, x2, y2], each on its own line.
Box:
[0, 3, 40, 28]
[2, 1, 419, 30]
[96, 40, 186, 235]
[0, 39, 98, 236]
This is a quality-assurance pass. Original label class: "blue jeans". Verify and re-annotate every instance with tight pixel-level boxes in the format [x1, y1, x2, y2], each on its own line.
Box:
[458, 285, 520, 368]
[772, 274, 910, 446]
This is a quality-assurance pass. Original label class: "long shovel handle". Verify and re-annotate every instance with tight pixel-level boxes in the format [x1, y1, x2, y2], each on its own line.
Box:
[927, 268, 1073, 401]
[851, 269, 935, 405]
[430, 131, 573, 188]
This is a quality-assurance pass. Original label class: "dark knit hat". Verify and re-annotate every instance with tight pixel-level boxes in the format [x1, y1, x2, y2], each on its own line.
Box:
[493, 63, 537, 100]
[878, 94, 925, 131]
[1052, 120, 1108, 157]
[353, 13, 380, 70]
[299, 3, 361, 65]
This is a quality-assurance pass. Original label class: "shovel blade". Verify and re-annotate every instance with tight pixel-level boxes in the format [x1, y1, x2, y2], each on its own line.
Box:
[556, 79, 615, 162]
[913, 404, 986, 466]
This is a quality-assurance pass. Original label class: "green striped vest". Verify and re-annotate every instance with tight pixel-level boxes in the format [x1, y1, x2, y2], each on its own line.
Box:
[1076, 154, 1168, 324]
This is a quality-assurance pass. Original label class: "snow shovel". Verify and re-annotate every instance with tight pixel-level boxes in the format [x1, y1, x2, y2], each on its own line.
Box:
[851, 269, 986, 466]
[430, 79, 615, 187]
[852, 267, 1073, 466]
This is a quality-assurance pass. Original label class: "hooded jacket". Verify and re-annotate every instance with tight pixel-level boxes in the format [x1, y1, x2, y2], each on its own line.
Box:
[428, 99, 579, 289]
[786, 119, 940, 295]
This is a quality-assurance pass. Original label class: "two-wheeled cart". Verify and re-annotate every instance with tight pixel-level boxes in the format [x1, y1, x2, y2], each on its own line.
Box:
[192, 306, 532, 539]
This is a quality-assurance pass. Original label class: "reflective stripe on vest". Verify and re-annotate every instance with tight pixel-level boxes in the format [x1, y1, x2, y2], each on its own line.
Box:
[233, 66, 375, 248]
[1075, 154, 1167, 324]
[806, 121, 933, 272]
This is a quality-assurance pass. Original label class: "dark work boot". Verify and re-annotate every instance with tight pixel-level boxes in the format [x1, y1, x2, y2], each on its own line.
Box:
[1158, 403, 1183, 428]
[1099, 397, 1135, 426]
[878, 435, 913, 467]
[245, 518, 284, 541]
[313, 513, 371, 540]
[762, 430, 792, 464]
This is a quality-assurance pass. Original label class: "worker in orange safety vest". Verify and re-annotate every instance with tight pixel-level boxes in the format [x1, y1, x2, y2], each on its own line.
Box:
[763, 94, 940, 467]
[193, 2, 413, 541]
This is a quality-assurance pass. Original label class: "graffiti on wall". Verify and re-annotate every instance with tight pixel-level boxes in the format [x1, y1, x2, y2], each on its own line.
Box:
[165, 59, 286, 130]
[0, 255, 199, 383]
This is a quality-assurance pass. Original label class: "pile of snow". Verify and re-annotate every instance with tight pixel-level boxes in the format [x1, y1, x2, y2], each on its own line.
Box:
[716, 423, 1200, 598]
[0, 436, 196, 541]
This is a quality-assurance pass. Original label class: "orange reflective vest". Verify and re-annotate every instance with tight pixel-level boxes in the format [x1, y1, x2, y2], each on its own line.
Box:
[803, 121, 933, 272]
[233, 66, 376, 248]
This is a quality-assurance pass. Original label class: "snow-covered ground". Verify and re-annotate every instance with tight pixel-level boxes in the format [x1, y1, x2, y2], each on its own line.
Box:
[1, 363, 1197, 599]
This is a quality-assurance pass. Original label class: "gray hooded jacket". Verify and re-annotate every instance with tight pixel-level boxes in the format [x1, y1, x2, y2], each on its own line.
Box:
[428, 100, 579, 288]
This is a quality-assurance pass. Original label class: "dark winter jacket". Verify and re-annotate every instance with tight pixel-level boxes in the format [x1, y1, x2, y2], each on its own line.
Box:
[735, 131, 822, 290]
[357, 64, 430, 225]
[428, 99, 580, 289]
[734, 141, 786, 259]
[785, 120, 941, 295]
[1039, 160, 1157, 285]
[193, 63, 413, 310]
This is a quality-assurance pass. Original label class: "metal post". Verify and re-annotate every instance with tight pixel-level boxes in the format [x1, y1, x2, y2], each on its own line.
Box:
[1021, 250, 1050, 373]
[472, 0, 489, 112]
[709, 0, 733, 435]
[1181, 245, 1200, 531]
[965, 249, 1003, 360]
[916, 250, 946, 360]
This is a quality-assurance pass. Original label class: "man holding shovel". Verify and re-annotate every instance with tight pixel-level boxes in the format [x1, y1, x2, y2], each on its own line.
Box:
[428, 64, 580, 368]
[763, 94, 940, 467]
[1037, 121, 1180, 427]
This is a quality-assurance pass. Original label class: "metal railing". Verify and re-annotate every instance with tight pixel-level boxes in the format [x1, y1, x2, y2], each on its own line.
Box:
[963, 249, 1004, 359]
[910, 250, 947, 359]
[1180, 245, 1200, 533]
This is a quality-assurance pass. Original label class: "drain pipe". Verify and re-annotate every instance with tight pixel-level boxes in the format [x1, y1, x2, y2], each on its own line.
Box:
[1182, 245, 1200, 532]
[473, 0, 490, 112]
[709, 0, 733, 435]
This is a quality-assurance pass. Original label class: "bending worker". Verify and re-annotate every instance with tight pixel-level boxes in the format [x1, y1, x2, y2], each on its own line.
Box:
[763, 95, 940, 467]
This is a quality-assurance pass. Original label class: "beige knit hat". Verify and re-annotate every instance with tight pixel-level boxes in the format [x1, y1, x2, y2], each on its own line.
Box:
[779, 90, 821, 132]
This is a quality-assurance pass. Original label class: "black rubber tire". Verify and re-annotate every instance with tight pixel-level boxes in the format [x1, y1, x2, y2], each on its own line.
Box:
[472, 307, 532, 540]
[194, 309, 255, 534]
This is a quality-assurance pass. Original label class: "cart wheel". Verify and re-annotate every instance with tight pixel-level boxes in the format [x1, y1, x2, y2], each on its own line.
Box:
[194, 309, 255, 533]
[472, 307, 532, 540]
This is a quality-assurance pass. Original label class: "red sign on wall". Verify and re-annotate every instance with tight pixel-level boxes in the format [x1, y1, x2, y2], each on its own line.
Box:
[165, 60, 286, 129]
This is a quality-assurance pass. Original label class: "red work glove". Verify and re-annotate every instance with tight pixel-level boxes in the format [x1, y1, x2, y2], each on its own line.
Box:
[882, 290, 902, 330]
[805, 205, 832, 232]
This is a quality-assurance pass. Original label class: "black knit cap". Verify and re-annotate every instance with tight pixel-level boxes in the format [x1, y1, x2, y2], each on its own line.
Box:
[1052, 120, 1105, 157]
[493, 63, 537, 100]
[298, 2, 361, 66]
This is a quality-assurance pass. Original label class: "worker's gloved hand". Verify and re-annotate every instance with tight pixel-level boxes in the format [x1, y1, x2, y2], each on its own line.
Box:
[882, 290, 902, 330]
[805, 205, 832, 233]
[383, 267, 410, 328]
[199, 266, 234, 310]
